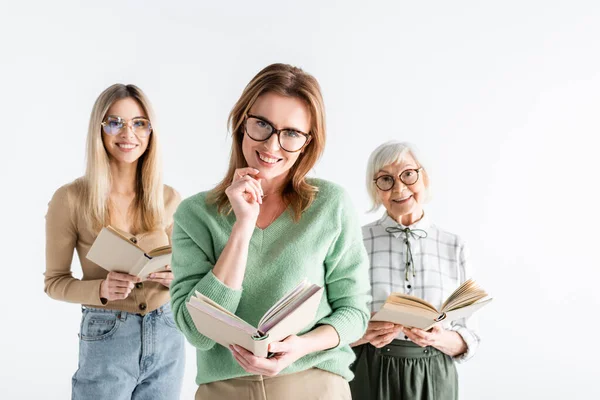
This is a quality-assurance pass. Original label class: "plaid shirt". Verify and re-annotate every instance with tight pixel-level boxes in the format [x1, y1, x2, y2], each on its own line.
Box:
[362, 212, 480, 362]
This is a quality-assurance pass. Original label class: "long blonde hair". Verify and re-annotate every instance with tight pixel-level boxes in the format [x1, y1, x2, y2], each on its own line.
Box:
[209, 63, 327, 221]
[78, 84, 164, 233]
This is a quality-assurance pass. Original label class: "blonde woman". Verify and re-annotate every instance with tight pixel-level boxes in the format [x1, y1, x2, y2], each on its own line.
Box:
[44, 84, 184, 400]
[170, 63, 370, 400]
[349, 141, 480, 400]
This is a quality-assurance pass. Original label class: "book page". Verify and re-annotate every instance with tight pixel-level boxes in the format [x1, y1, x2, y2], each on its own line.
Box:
[386, 293, 438, 313]
[106, 226, 144, 251]
[189, 294, 257, 336]
[258, 279, 309, 327]
[258, 285, 322, 333]
[136, 253, 172, 279]
[86, 227, 145, 274]
[259, 287, 324, 339]
[147, 245, 172, 258]
[443, 291, 488, 312]
[438, 297, 493, 328]
[371, 304, 439, 329]
[440, 279, 488, 312]
[185, 303, 272, 357]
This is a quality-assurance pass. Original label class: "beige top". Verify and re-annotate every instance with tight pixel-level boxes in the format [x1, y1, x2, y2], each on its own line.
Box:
[44, 179, 181, 315]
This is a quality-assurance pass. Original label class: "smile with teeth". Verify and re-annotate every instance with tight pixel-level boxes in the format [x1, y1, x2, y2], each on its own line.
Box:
[117, 143, 138, 149]
[392, 195, 412, 202]
[257, 152, 281, 164]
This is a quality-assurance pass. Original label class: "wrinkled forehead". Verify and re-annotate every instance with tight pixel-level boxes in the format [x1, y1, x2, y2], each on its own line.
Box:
[376, 150, 419, 174]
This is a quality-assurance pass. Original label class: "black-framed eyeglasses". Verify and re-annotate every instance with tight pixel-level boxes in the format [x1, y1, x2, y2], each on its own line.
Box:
[101, 116, 153, 137]
[373, 168, 423, 191]
[244, 114, 311, 153]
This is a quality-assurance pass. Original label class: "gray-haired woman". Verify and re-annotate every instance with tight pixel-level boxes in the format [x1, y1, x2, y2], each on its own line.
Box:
[349, 141, 480, 400]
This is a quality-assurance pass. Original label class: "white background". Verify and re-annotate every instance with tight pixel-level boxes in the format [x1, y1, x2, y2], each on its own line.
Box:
[1, 1, 599, 399]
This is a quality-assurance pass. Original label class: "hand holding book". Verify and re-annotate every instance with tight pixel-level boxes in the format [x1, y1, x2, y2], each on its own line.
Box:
[185, 279, 324, 357]
[99, 271, 142, 301]
[371, 279, 492, 330]
[86, 226, 172, 280]
[400, 324, 468, 357]
[229, 333, 308, 376]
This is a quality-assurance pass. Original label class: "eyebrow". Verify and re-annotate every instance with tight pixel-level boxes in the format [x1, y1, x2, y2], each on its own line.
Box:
[249, 113, 306, 133]
[106, 115, 148, 120]
[377, 165, 418, 175]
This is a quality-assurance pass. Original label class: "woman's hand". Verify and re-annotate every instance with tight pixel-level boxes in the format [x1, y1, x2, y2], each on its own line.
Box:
[99, 271, 141, 301]
[230, 335, 308, 377]
[146, 265, 174, 288]
[361, 320, 403, 348]
[401, 325, 467, 357]
[225, 167, 263, 228]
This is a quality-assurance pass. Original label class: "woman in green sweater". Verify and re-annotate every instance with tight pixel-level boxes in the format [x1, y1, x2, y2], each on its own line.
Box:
[169, 63, 371, 400]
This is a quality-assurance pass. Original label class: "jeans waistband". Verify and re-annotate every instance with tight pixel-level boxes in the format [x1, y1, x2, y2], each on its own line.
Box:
[81, 302, 171, 320]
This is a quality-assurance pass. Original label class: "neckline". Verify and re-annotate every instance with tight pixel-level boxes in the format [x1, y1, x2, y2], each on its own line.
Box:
[255, 207, 289, 232]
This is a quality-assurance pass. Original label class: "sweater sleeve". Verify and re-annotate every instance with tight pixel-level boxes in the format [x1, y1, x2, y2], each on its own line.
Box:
[449, 241, 481, 363]
[316, 190, 371, 348]
[44, 185, 105, 306]
[169, 200, 243, 351]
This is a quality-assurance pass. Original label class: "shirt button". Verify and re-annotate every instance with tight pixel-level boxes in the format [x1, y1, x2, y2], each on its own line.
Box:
[135, 282, 143, 289]
[404, 335, 409, 340]
[130, 237, 138, 244]
[139, 303, 147, 311]
[424, 349, 429, 354]
[407, 285, 412, 289]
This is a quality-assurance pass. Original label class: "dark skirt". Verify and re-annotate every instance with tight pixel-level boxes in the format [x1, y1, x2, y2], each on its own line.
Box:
[349, 340, 458, 400]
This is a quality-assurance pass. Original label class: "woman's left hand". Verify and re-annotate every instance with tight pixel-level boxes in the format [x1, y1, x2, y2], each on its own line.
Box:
[146, 265, 174, 288]
[401, 325, 467, 357]
[230, 335, 307, 377]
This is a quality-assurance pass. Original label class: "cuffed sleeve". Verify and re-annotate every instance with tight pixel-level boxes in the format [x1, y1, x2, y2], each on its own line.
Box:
[170, 205, 243, 351]
[316, 190, 371, 348]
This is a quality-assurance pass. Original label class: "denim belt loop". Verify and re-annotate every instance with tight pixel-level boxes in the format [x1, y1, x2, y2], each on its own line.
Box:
[117, 311, 128, 321]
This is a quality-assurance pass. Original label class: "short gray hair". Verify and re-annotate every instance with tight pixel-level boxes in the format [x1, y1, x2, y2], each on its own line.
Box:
[366, 141, 431, 212]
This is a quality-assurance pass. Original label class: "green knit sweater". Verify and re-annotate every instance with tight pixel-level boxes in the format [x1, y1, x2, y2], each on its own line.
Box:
[170, 178, 371, 385]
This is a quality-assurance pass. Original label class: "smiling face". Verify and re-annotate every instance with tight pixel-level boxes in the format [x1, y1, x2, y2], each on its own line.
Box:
[241, 92, 311, 183]
[101, 97, 150, 165]
[375, 153, 426, 224]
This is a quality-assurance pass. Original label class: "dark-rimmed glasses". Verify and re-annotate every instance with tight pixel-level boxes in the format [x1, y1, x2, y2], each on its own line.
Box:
[374, 168, 423, 191]
[244, 114, 311, 153]
[101, 116, 153, 137]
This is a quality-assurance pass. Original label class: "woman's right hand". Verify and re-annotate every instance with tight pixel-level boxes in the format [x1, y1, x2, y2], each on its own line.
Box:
[362, 320, 403, 348]
[225, 167, 263, 227]
[99, 271, 142, 301]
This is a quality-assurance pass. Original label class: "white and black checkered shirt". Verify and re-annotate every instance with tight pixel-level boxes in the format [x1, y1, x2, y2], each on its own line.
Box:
[363, 212, 481, 362]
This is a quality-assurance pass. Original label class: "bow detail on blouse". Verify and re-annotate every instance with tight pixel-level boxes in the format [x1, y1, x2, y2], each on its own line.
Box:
[385, 226, 428, 281]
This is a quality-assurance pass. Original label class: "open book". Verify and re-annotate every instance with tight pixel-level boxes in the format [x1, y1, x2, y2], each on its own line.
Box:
[371, 279, 492, 330]
[86, 226, 171, 279]
[186, 279, 324, 357]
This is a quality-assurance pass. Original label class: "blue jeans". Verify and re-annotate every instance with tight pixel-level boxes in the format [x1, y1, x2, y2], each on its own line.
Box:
[72, 303, 185, 400]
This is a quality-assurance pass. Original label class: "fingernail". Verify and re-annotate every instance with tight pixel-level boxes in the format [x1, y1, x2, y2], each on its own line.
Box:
[149, 274, 154, 278]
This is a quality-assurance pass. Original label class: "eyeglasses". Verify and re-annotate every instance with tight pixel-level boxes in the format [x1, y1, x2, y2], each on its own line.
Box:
[244, 114, 311, 153]
[101, 116, 153, 137]
[374, 168, 423, 191]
